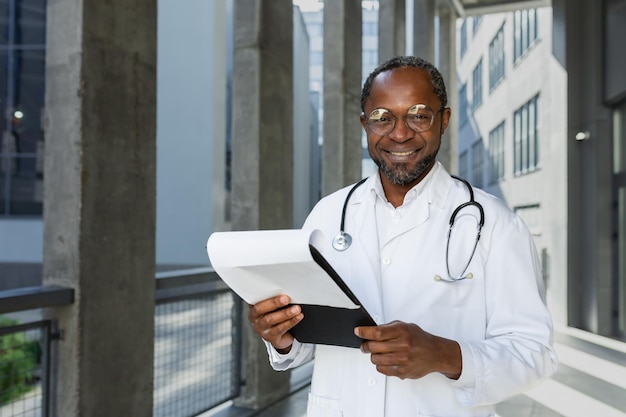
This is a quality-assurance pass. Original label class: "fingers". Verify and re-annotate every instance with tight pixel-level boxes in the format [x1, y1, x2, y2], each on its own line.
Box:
[247, 294, 304, 350]
[355, 320, 406, 345]
[355, 321, 435, 379]
[248, 294, 291, 320]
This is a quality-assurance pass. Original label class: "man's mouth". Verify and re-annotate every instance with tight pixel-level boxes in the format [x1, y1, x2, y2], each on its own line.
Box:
[387, 150, 416, 157]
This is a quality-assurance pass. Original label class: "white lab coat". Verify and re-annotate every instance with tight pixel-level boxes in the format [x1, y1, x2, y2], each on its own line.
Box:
[266, 162, 557, 417]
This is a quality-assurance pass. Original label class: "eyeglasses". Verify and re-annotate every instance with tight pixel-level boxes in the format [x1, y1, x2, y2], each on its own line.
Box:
[365, 104, 444, 136]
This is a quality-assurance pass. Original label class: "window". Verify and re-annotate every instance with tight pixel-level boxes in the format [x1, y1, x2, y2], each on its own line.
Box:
[0, 0, 47, 216]
[472, 16, 483, 35]
[459, 19, 467, 59]
[514, 9, 538, 62]
[459, 84, 468, 126]
[471, 59, 483, 111]
[489, 25, 505, 90]
[471, 140, 483, 188]
[362, 50, 378, 80]
[310, 51, 323, 65]
[459, 150, 469, 180]
[513, 95, 540, 175]
[488, 121, 505, 184]
[363, 22, 377, 36]
[307, 23, 323, 37]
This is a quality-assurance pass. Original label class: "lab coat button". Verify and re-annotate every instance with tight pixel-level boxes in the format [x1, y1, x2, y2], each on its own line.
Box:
[382, 257, 391, 265]
[368, 377, 376, 386]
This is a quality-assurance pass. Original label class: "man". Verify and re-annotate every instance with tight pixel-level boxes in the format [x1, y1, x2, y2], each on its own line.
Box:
[248, 56, 557, 416]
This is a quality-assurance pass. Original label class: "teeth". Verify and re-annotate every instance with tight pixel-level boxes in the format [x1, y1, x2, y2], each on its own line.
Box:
[390, 151, 414, 156]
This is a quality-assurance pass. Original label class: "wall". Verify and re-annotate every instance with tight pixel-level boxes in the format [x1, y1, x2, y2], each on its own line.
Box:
[156, 0, 228, 267]
[293, 6, 313, 228]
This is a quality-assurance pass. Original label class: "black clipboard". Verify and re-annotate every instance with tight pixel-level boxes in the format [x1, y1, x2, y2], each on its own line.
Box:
[288, 245, 376, 349]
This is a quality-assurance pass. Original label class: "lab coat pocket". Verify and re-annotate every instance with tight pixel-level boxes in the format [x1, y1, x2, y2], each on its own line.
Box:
[307, 392, 343, 417]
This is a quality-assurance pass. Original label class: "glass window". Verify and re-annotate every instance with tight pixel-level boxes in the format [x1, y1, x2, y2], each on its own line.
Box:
[459, 84, 468, 127]
[513, 94, 540, 176]
[472, 16, 482, 35]
[488, 121, 505, 184]
[471, 59, 483, 111]
[0, 0, 47, 216]
[459, 19, 467, 59]
[489, 25, 505, 90]
[363, 22, 377, 36]
[459, 150, 469, 180]
[307, 23, 322, 37]
[471, 140, 483, 188]
[514, 8, 538, 62]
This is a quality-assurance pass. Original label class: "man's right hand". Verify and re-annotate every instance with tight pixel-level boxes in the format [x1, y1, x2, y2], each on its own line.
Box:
[247, 294, 303, 353]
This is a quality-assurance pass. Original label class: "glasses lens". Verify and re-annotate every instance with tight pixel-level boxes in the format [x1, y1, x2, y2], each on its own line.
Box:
[406, 104, 434, 133]
[367, 109, 395, 135]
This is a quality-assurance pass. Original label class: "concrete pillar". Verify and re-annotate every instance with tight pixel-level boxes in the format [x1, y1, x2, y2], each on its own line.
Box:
[378, 0, 406, 63]
[42, 0, 156, 416]
[412, 0, 436, 62]
[231, 0, 293, 409]
[322, 0, 363, 196]
[436, 5, 458, 173]
[555, 0, 614, 335]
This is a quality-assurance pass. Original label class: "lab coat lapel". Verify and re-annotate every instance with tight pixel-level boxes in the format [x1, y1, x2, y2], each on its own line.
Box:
[348, 181, 384, 316]
[350, 184, 379, 280]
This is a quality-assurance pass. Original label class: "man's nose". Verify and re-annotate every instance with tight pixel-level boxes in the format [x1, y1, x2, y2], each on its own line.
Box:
[388, 117, 413, 142]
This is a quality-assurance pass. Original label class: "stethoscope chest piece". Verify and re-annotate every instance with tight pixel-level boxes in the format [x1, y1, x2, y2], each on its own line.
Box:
[332, 232, 352, 251]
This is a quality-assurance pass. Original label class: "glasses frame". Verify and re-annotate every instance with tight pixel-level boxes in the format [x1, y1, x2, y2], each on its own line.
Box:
[364, 104, 446, 136]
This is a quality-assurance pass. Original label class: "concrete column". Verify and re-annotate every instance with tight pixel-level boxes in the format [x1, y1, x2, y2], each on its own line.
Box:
[436, 5, 458, 173]
[43, 0, 156, 416]
[412, 0, 436, 62]
[555, 0, 614, 335]
[231, 0, 293, 409]
[378, 0, 406, 63]
[322, 0, 363, 196]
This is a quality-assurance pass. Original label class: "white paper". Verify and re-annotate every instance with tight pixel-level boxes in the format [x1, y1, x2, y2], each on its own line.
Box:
[206, 229, 359, 309]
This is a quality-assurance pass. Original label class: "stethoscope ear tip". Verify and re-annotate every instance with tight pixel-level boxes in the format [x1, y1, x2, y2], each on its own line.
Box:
[434, 275, 442, 281]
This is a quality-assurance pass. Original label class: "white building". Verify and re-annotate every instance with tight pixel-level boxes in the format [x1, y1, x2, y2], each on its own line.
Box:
[456, 8, 568, 324]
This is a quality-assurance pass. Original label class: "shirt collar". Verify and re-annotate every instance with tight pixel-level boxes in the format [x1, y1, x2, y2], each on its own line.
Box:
[367, 162, 445, 207]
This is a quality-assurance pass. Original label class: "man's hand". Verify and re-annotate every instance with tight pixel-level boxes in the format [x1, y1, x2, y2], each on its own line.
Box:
[355, 321, 462, 380]
[248, 295, 303, 353]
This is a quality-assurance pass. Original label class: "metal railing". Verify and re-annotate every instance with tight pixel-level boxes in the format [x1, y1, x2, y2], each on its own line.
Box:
[154, 268, 243, 416]
[0, 286, 71, 417]
[0, 268, 243, 417]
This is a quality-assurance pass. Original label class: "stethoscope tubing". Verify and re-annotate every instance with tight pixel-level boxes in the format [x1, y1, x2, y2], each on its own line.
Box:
[332, 174, 485, 282]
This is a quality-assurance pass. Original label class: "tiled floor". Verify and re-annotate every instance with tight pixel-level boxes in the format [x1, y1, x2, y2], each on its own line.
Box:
[206, 327, 626, 417]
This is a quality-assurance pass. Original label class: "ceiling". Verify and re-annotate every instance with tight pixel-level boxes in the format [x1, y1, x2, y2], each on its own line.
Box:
[445, 0, 552, 16]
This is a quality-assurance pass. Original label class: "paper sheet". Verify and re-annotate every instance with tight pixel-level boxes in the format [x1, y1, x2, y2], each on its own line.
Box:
[206, 229, 359, 309]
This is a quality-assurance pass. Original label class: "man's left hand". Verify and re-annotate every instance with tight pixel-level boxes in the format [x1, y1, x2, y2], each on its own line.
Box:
[355, 321, 462, 380]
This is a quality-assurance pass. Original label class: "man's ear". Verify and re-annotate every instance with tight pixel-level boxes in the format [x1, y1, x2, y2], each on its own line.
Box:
[440, 107, 451, 135]
[360, 114, 367, 130]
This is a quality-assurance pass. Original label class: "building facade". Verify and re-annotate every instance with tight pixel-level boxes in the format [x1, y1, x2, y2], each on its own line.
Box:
[456, 7, 568, 327]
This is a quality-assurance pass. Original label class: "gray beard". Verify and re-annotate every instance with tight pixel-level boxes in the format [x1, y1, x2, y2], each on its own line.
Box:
[372, 150, 438, 186]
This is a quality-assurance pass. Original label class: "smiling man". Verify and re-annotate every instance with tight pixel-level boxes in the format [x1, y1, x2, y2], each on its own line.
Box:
[248, 56, 557, 417]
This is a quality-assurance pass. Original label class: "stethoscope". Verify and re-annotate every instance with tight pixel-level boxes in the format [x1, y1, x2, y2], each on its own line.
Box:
[331, 175, 484, 282]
